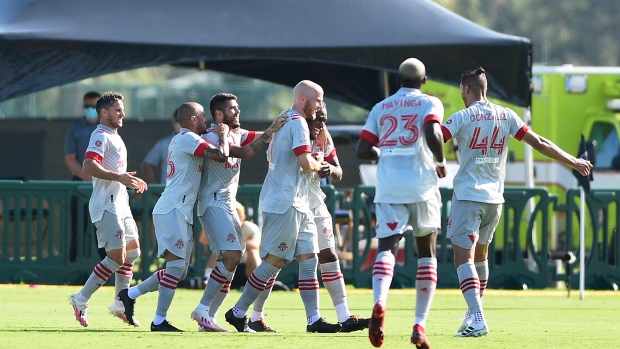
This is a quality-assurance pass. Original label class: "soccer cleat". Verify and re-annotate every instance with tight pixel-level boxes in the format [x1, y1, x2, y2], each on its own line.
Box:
[368, 301, 385, 347]
[151, 320, 183, 332]
[224, 308, 255, 332]
[197, 317, 232, 333]
[306, 317, 341, 333]
[456, 310, 471, 334]
[69, 293, 89, 327]
[109, 302, 130, 326]
[340, 315, 371, 333]
[455, 320, 488, 337]
[411, 324, 431, 349]
[117, 288, 139, 326]
[248, 318, 277, 332]
[191, 309, 230, 332]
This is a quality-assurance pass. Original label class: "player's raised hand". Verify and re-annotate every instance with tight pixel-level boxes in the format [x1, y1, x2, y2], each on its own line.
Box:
[573, 158, 593, 176]
[270, 112, 288, 132]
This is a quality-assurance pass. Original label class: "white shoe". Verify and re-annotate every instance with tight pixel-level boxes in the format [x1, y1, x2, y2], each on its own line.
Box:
[109, 302, 138, 326]
[455, 319, 489, 337]
[197, 317, 232, 333]
[456, 309, 471, 333]
[192, 309, 231, 332]
[69, 293, 88, 327]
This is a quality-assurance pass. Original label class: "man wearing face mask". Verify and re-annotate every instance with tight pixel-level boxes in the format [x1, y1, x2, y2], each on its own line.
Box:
[65, 91, 102, 261]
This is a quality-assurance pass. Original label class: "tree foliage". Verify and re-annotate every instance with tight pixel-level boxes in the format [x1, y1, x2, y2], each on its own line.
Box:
[434, 0, 619, 66]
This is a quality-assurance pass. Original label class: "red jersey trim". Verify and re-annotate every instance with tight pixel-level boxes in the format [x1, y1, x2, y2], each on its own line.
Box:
[423, 114, 442, 124]
[325, 148, 337, 163]
[441, 125, 452, 142]
[240, 131, 257, 147]
[514, 125, 529, 141]
[294, 145, 311, 156]
[359, 130, 379, 145]
[194, 140, 209, 157]
[85, 151, 103, 164]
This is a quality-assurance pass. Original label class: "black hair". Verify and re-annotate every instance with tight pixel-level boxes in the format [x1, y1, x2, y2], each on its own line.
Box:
[209, 93, 237, 121]
[460, 67, 487, 94]
[96, 91, 123, 114]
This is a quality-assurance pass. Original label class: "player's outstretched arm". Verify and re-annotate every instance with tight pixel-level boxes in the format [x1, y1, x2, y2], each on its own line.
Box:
[83, 159, 148, 193]
[229, 112, 288, 159]
[522, 130, 592, 176]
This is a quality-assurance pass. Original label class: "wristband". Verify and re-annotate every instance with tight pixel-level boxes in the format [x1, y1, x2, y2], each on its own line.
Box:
[437, 159, 446, 167]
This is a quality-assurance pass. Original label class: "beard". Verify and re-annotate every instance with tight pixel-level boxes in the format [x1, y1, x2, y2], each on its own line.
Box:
[302, 100, 316, 121]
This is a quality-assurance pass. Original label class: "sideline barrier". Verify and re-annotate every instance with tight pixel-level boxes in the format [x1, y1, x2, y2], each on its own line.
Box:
[1, 180, 618, 289]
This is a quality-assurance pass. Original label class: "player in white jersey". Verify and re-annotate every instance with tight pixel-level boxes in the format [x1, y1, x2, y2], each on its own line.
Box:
[356, 58, 446, 349]
[226, 80, 342, 334]
[307, 104, 371, 332]
[191, 93, 286, 333]
[442, 67, 592, 338]
[69, 92, 148, 328]
[118, 102, 229, 332]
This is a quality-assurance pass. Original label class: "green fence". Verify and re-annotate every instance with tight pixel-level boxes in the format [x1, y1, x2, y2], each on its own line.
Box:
[1, 180, 618, 290]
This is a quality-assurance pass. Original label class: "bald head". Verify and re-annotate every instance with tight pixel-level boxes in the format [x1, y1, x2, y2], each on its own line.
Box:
[398, 58, 426, 88]
[176, 102, 202, 126]
[292, 80, 324, 121]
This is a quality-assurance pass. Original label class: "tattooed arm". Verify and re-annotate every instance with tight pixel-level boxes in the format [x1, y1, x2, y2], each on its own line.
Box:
[229, 113, 288, 159]
[203, 123, 229, 163]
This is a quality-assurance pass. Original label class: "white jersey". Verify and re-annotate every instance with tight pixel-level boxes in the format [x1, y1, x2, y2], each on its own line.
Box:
[260, 109, 312, 214]
[197, 126, 257, 215]
[153, 128, 209, 223]
[308, 132, 337, 209]
[442, 100, 529, 203]
[360, 87, 443, 204]
[84, 124, 133, 222]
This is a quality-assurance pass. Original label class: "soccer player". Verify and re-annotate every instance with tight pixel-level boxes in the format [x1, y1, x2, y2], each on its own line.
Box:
[225, 80, 341, 333]
[308, 104, 370, 332]
[191, 93, 287, 332]
[69, 91, 148, 328]
[118, 102, 229, 332]
[442, 67, 592, 337]
[356, 58, 446, 348]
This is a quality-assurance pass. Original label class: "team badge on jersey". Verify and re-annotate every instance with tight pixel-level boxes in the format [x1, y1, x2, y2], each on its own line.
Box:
[386, 222, 398, 231]
[227, 233, 236, 243]
[175, 239, 185, 249]
[116, 229, 124, 239]
[278, 242, 288, 251]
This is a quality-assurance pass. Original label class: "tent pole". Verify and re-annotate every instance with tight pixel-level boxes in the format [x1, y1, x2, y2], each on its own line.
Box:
[381, 70, 389, 98]
[523, 107, 537, 270]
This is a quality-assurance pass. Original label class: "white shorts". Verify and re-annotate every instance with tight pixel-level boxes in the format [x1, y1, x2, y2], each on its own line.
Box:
[312, 204, 336, 251]
[199, 206, 245, 257]
[446, 193, 502, 249]
[94, 210, 139, 251]
[374, 191, 441, 239]
[154, 209, 194, 259]
[261, 207, 318, 261]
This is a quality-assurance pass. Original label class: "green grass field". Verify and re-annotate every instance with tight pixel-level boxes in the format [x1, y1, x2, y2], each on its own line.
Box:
[1, 285, 617, 349]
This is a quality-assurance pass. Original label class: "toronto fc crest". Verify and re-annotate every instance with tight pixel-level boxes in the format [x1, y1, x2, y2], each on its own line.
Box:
[175, 239, 184, 249]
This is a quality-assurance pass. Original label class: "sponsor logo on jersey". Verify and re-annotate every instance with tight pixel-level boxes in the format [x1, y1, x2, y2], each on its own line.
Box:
[175, 239, 185, 249]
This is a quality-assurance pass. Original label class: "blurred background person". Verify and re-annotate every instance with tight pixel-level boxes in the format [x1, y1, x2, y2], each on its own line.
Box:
[64, 91, 104, 262]
[142, 109, 181, 184]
